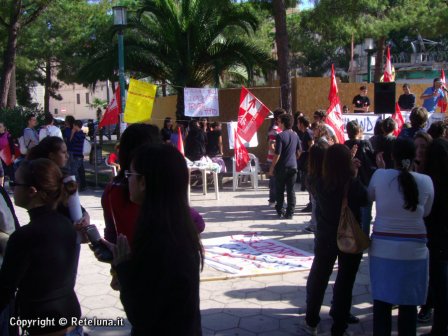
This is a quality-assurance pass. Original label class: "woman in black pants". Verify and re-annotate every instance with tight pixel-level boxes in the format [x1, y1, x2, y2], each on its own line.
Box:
[302, 144, 368, 336]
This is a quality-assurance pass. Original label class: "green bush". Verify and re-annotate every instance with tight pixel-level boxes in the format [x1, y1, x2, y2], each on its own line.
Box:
[0, 107, 44, 139]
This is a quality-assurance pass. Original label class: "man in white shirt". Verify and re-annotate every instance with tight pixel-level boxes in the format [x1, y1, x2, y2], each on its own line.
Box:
[39, 113, 63, 142]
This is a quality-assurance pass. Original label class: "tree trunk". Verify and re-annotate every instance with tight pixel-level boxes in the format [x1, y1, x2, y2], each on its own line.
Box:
[44, 58, 52, 113]
[7, 65, 16, 108]
[0, 20, 20, 109]
[374, 36, 386, 83]
[176, 88, 185, 123]
[273, 0, 291, 113]
[162, 79, 167, 97]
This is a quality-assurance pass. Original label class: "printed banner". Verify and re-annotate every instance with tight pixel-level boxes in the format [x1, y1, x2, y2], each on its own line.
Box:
[237, 87, 270, 143]
[203, 234, 314, 276]
[227, 122, 258, 149]
[184, 88, 219, 117]
[124, 79, 157, 123]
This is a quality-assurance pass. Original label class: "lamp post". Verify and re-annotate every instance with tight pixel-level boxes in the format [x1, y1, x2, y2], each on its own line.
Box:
[364, 38, 376, 83]
[112, 6, 127, 137]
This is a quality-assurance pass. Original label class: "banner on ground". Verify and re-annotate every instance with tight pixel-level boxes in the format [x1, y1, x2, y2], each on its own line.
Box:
[184, 88, 219, 117]
[237, 87, 270, 143]
[227, 121, 258, 149]
[124, 79, 157, 123]
[203, 234, 314, 276]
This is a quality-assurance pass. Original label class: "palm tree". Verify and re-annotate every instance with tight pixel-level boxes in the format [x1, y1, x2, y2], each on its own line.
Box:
[78, 0, 273, 121]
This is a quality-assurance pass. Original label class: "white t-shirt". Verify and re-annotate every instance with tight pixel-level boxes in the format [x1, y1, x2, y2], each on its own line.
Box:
[39, 125, 63, 142]
[368, 169, 434, 235]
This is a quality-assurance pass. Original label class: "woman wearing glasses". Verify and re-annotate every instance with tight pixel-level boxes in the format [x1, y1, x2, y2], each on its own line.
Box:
[108, 144, 203, 335]
[0, 159, 82, 336]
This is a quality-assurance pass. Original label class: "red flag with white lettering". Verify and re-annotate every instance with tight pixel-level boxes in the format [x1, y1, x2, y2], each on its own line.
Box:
[438, 69, 447, 113]
[237, 86, 271, 143]
[177, 127, 184, 156]
[383, 46, 393, 82]
[99, 87, 121, 128]
[234, 131, 249, 172]
[326, 65, 345, 144]
[392, 102, 404, 136]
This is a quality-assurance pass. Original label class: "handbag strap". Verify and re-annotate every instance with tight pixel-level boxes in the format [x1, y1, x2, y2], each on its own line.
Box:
[341, 182, 350, 208]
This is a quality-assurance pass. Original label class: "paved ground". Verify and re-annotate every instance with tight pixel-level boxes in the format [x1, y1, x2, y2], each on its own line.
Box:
[12, 179, 432, 335]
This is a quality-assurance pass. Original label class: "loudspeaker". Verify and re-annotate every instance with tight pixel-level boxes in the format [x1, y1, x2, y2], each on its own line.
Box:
[374, 82, 396, 114]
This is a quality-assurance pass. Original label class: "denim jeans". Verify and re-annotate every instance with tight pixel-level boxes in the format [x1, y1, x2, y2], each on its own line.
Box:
[274, 167, 297, 216]
[373, 300, 417, 335]
[306, 241, 362, 335]
[69, 154, 85, 189]
[429, 257, 448, 335]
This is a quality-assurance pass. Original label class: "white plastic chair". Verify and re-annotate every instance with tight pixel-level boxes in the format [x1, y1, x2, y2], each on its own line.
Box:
[105, 157, 118, 177]
[232, 153, 260, 191]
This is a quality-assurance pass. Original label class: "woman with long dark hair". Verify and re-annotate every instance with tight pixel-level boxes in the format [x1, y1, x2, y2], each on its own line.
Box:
[102, 123, 161, 246]
[111, 144, 203, 335]
[0, 159, 82, 335]
[368, 138, 434, 335]
[302, 144, 368, 336]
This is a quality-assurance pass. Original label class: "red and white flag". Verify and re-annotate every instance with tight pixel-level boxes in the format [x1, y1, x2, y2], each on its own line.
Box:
[234, 131, 249, 172]
[237, 86, 270, 143]
[177, 127, 184, 156]
[383, 46, 393, 82]
[438, 69, 447, 113]
[99, 87, 121, 128]
[392, 102, 404, 136]
[326, 64, 345, 144]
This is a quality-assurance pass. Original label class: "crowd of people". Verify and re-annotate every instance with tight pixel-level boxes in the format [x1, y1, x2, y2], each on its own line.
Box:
[0, 84, 447, 336]
[266, 104, 446, 335]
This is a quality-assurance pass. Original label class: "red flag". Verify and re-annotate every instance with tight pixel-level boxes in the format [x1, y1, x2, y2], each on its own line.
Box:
[392, 102, 404, 136]
[234, 131, 249, 172]
[237, 86, 270, 143]
[0, 143, 12, 166]
[99, 87, 121, 128]
[438, 69, 447, 113]
[177, 127, 184, 156]
[326, 65, 345, 144]
[383, 46, 393, 82]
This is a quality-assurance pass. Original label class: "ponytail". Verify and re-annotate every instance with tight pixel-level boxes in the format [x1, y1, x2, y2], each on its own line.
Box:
[392, 139, 419, 212]
[397, 167, 419, 212]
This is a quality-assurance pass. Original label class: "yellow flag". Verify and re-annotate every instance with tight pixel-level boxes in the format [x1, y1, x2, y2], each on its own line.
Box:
[124, 79, 157, 123]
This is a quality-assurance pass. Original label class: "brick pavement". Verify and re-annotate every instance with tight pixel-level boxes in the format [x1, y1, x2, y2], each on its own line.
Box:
[12, 180, 432, 335]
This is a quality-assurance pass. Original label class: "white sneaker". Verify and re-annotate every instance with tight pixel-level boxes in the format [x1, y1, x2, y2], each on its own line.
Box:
[268, 201, 276, 208]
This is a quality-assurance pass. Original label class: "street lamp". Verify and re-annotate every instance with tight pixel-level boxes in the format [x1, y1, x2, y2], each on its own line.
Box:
[364, 38, 376, 83]
[112, 5, 127, 125]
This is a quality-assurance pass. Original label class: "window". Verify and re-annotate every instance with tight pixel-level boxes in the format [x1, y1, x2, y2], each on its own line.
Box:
[54, 108, 58, 114]
[76, 93, 80, 104]
[86, 92, 90, 104]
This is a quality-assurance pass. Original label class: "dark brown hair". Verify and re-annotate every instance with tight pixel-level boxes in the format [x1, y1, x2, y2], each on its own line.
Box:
[322, 144, 355, 190]
[19, 159, 67, 208]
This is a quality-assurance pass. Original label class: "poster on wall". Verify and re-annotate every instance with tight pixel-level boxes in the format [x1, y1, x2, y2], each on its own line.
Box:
[228, 121, 258, 149]
[184, 88, 219, 117]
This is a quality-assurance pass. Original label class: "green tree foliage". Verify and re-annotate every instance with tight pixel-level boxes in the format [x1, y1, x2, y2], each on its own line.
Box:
[0, 107, 44, 138]
[77, 0, 273, 120]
